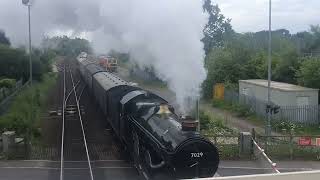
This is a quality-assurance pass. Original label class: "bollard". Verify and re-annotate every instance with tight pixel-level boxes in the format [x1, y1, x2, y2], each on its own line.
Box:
[2, 131, 16, 153]
[239, 132, 253, 157]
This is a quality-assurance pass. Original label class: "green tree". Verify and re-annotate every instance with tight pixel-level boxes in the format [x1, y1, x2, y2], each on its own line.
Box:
[42, 36, 92, 57]
[202, 0, 234, 54]
[296, 57, 320, 89]
[273, 50, 300, 83]
[0, 45, 52, 81]
[202, 48, 243, 97]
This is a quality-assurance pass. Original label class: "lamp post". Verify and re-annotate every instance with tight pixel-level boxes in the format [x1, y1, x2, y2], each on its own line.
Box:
[22, 0, 33, 156]
[22, 0, 32, 87]
[266, 0, 272, 136]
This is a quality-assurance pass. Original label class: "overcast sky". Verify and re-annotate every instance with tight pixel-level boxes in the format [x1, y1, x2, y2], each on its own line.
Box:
[215, 0, 320, 33]
[0, 0, 319, 46]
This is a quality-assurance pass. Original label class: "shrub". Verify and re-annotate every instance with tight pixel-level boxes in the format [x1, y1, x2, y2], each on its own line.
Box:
[0, 73, 57, 138]
[200, 110, 234, 136]
[0, 78, 16, 88]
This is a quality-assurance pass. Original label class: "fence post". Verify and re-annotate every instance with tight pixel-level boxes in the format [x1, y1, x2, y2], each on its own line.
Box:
[289, 130, 294, 160]
[2, 131, 16, 155]
[251, 128, 256, 158]
[239, 132, 253, 158]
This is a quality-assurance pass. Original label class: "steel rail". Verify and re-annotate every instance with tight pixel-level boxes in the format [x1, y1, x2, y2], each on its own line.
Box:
[60, 65, 66, 180]
[78, 84, 86, 102]
[69, 69, 94, 180]
[64, 80, 81, 107]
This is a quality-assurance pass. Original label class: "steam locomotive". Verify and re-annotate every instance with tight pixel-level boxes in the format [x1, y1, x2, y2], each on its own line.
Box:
[76, 53, 219, 179]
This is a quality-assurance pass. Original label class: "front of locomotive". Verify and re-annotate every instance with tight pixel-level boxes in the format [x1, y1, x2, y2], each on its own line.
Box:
[141, 103, 219, 179]
[171, 135, 219, 179]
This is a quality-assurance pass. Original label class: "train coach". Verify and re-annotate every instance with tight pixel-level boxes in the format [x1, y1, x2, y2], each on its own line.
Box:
[76, 54, 220, 179]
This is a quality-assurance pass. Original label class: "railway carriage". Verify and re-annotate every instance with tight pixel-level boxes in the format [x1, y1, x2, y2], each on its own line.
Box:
[76, 54, 219, 179]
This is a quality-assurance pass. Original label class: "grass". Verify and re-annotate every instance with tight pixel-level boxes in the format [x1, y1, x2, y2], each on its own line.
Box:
[0, 72, 57, 140]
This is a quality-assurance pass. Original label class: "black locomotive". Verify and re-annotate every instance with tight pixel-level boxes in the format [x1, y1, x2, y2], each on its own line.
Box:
[77, 53, 219, 179]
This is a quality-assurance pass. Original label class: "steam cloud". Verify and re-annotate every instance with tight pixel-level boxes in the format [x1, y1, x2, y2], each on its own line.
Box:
[0, 0, 207, 113]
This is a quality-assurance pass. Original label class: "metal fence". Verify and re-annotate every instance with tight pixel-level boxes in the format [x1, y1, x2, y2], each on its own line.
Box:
[254, 133, 320, 160]
[224, 89, 320, 125]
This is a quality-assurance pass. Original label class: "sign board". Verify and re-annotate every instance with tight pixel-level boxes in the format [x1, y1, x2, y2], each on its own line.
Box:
[299, 137, 312, 146]
[316, 138, 320, 146]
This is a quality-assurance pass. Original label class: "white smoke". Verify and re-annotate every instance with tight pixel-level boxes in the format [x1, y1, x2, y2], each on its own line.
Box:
[0, 0, 207, 113]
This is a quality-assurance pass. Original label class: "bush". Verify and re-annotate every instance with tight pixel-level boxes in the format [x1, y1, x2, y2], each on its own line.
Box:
[0, 78, 16, 88]
[0, 73, 57, 138]
[200, 110, 234, 136]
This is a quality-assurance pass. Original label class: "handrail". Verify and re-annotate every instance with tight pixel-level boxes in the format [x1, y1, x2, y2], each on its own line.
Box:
[252, 138, 280, 174]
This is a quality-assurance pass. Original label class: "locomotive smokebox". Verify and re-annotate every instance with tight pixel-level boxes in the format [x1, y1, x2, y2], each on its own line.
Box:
[181, 116, 198, 131]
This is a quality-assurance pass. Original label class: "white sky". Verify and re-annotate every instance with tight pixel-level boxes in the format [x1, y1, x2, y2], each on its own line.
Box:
[214, 0, 320, 33]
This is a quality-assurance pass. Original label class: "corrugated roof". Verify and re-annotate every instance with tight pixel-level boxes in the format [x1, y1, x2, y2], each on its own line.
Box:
[239, 79, 318, 91]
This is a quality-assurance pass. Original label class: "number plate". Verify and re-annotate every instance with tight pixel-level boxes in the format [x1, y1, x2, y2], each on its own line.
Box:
[191, 152, 203, 158]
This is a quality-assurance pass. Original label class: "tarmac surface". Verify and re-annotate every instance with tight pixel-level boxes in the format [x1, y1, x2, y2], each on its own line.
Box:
[0, 160, 318, 180]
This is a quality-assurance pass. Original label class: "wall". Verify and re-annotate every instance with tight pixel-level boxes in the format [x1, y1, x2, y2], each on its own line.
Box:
[197, 170, 320, 180]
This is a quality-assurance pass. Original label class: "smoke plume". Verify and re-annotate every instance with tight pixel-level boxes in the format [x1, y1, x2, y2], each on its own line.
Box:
[0, 0, 207, 113]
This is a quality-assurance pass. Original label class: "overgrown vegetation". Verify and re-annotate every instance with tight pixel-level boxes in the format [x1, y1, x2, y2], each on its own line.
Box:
[199, 110, 234, 136]
[0, 73, 57, 140]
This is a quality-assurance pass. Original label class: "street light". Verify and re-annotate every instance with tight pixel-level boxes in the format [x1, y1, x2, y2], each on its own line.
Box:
[266, 0, 272, 136]
[22, 0, 32, 86]
[22, 0, 33, 156]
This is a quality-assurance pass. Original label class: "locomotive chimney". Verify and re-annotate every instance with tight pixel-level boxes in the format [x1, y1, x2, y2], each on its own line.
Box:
[181, 116, 198, 131]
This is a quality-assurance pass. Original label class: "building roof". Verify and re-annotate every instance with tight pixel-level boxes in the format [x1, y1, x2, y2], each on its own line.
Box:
[94, 72, 128, 91]
[239, 79, 318, 92]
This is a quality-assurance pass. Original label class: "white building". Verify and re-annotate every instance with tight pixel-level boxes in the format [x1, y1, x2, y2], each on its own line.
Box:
[239, 79, 319, 124]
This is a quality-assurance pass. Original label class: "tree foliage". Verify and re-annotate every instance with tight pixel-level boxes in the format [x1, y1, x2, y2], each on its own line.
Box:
[201, 18, 320, 98]
[0, 45, 53, 82]
[296, 57, 320, 89]
[41, 36, 92, 57]
[202, 0, 234, 55]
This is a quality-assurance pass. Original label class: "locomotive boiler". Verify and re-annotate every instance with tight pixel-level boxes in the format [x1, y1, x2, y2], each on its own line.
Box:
[76, 53, 219, 179]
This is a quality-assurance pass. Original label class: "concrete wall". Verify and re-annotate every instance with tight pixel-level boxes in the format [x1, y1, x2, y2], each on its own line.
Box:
[198, 170, 320, 180]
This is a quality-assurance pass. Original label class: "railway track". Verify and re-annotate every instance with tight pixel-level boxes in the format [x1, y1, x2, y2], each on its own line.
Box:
[56, 60, 142, 180]
[60, 63, 94, 180]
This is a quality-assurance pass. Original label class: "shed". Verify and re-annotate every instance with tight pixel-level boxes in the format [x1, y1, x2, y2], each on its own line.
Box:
[239, 79, 319, 124]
